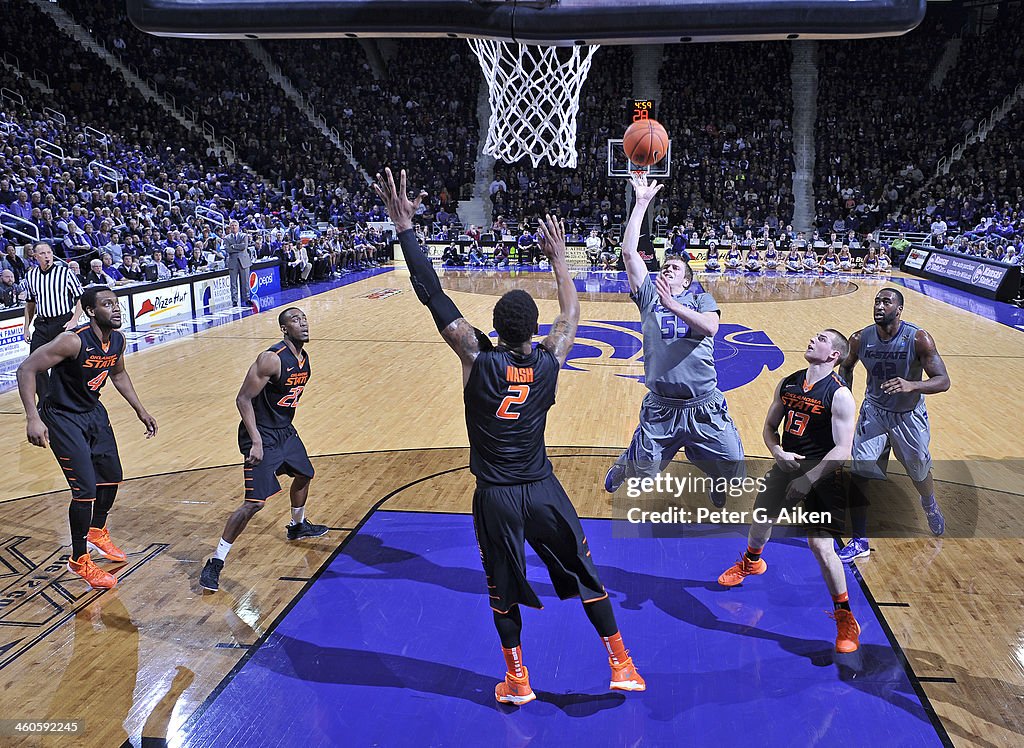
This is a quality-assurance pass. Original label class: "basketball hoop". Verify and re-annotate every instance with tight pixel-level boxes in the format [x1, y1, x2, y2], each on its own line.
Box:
[467, 39, 599, 168]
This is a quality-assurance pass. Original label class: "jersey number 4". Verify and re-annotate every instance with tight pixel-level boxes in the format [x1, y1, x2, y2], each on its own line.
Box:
[496, 384, 530, 420]
[277, 385, 305, 408]
[86, 370, 109, 392]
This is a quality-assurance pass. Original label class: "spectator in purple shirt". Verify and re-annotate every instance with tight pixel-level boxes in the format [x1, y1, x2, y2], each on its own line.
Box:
[171, 246, 190, 272]
[10, 191, 33, 221]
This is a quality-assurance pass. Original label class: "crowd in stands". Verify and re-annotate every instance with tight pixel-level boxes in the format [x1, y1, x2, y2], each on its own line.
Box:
[893, 99, 1024, 268]
[816, 3, 1023, 242]
[57, 0, 468, 234]
[488, 46, 633, 232]
[655, 42, 794, 235]
[0, 0, 404, 310]
[2, 0, 1022, 300]
[266, 38, 478, 209]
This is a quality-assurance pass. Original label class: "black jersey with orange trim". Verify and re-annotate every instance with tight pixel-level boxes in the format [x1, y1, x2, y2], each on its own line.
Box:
[778, 368, 848, 462]
[249, 341, 311, 432]
[46, 324, 125, 413]
[464, 344, 559, 485]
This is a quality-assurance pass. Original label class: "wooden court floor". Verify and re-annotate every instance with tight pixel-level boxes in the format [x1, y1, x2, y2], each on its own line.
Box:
[0, 270, 1021, 746]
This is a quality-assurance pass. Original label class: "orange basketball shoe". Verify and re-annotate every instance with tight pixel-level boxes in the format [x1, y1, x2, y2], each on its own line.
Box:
[609, 655, 646, 692]
[87, 527, 127, 562]
[495, 667, 536, 705]
[68, 553, 117, 589]
[717, 556, 767, 587]
[831, 609, 861, 653]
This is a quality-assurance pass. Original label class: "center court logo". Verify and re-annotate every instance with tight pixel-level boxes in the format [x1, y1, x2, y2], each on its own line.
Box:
[0, 536, 167, 668]
[532, 320, 785, 391]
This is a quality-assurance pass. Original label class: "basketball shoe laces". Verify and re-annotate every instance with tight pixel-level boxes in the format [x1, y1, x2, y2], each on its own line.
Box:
[829, 609, 859, 643]
[70, 554, 115, 587]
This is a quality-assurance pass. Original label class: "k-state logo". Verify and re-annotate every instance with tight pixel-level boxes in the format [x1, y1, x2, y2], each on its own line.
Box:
[532, 320, 784, 391]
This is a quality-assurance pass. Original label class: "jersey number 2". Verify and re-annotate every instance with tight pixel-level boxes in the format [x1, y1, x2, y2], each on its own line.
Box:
[496, 385, 530, 420]
[277, 386, 305, 408]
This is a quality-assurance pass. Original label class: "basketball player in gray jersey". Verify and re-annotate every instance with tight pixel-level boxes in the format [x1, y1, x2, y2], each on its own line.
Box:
[605, 174, 745, 506]
[837, 288, 951, 561]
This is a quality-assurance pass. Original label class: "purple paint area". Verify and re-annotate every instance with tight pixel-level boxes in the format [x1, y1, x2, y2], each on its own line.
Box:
[890, 276, 1024, 331]
[533, 319, 784, 391]
[180, 511, 945, 747]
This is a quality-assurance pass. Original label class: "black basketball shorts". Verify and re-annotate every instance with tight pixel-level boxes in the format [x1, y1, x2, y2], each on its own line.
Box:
[41, 402, 123, 500]
[753, 464, 846, 535]
[239, 425, 315, 502]
[472, 473, 606, 614]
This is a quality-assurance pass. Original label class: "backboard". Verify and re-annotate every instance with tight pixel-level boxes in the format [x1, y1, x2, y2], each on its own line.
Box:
[128, 0, 927, 43]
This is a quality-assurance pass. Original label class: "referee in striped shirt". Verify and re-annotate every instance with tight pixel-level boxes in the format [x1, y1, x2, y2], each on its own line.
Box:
[23, 242, 84, 401]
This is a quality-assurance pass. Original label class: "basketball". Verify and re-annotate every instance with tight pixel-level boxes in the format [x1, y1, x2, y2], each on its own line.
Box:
[622, 118, 669, 167]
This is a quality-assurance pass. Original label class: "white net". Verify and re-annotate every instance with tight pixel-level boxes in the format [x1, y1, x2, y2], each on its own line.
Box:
[467, 39, 599, 169]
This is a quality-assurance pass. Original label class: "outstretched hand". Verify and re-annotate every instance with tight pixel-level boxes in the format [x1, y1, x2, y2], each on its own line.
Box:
[630, 172, 663, 204]
[536, 214, 566, 264]
[372, 168, 426, 233]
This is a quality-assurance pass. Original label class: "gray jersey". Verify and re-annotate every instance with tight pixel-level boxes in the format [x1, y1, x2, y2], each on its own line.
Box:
[633, 276, 720, 399]
[859, 321, 924, 412]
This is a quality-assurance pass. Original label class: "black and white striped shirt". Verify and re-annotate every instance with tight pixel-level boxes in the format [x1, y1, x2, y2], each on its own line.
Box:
[24, 263, 83, 319]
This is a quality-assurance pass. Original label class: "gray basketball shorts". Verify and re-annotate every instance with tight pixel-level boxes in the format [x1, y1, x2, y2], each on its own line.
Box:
[851, 399, 932, 482]
[615, 388, 746, 481]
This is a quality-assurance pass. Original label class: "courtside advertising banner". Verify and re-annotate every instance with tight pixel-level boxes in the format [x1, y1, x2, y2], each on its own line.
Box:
[131, 282, 192, 327]
[248, 265, 281, 302]
[0, 318, 27, 362]
[193, 273, 233, 314]
[902, 247, 929, 270]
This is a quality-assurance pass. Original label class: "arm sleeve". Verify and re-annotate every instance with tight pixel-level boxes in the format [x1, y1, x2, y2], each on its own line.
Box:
[396, 229, 464, 332]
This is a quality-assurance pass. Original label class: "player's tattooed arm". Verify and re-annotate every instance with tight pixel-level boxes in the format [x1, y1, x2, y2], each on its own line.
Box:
[543, 313, 578, 367]
[537, 213, 579, 366]
[837, 330, 861, 389]
[440, 318, 482, 386]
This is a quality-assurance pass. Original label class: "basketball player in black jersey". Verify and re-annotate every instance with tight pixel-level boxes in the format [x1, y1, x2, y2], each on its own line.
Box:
[199, 307, 327, 591]
[716, 329, 861, 653]
[375, 167, 644, 705]
[16, 286, 158, 590]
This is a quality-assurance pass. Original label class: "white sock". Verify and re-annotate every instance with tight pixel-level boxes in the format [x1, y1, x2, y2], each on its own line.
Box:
[290, 506, 305, 526]
[214, 538, 232, 561]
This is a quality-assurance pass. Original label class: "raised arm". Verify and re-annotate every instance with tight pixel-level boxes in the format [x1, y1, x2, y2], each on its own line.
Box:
[622, 173, 663, 293]
[373, 167, 481, 383]
[16, 331, 82, 446]
[537, 214, 578, 366]
[837, 330, 861, 390]
[235, 351, 280, 465]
